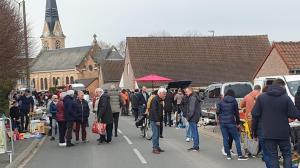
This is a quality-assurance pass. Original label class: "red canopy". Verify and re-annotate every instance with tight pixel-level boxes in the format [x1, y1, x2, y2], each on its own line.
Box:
[136, 74, 173, 82]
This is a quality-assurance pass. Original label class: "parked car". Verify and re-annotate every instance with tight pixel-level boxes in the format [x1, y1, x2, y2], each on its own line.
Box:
[254, 75, 300, 103]
[200, 82, 253, 125]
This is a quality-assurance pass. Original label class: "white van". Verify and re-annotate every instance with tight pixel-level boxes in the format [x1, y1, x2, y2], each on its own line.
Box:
[70, 83, 86, 91]
[254, 75, 300, 103]
[201, 82, 253, 122]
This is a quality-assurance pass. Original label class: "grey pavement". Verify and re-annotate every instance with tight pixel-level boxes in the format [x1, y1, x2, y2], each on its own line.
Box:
[25, 115, 265, 168]
[0, 138, 34, 167]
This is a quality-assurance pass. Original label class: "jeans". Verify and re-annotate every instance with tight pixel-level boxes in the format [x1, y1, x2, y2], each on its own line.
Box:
[220, 124, 243, 157]
[51, 118, 57, 137]
[264, 139, 291, 168]
[189, 122, 199, 149]
[184, 118, 192, 139]
[57, 121, 66, 143]
[258, 137, 271, 168]
[113, 112, 120, 135]
[75, 120, 87, 141]
[151, 121, 159, 149]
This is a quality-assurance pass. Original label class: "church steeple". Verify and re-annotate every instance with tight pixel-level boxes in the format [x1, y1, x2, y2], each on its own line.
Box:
[41, 0, 65, 50]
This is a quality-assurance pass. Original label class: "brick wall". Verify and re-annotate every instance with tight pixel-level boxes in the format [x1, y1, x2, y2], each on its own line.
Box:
[255, 48, 289, 78]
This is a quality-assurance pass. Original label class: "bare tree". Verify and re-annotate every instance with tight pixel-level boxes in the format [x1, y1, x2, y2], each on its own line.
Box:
[98, 40, 112, 49]
[0, 0, 27, 114]
[116, 40, 126, 57]
[182, 30, 203, 36]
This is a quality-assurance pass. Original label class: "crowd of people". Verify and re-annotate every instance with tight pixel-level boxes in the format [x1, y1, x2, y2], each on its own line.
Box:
[7, 79, 300, 168]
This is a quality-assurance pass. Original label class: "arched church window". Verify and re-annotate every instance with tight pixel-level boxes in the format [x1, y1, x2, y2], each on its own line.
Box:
[89, 65, 93, 71]
[66, 77, 70, 85]
[43, 41, 49, 50]
[40, 78, 44, 90]
[32, 79, 36, 88]
[44, 78, 48, 90]
[55, 40, 61, 49]
[70, 76, 74, 84]
[53, 77, 56, 86]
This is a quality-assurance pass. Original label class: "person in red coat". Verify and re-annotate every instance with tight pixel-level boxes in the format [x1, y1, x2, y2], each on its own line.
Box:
[56, 92, 67, 147]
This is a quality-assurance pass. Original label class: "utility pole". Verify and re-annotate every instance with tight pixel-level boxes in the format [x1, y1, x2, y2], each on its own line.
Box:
[22, 0, 30, 89]
[208, 30, 215, 37]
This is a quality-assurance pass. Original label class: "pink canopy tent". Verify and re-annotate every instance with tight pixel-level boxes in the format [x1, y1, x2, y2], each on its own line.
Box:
[135, 74, 173, 89]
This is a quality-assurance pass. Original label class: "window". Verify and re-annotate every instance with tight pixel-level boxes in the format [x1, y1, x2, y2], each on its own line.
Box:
[44, 78, 48, 90]
[21, 77, 26, 85]
[55, 40, 61, 49]
[57, 77, 61, 86]
[66, 77, 70, 84]
[43, 41, 49, 50]
[208, 87, 221, 98]
[89, 65, 93, 71]
[70, 76, 74, 84]
[52, 77, 56, 86]
[32, 79, 36, 88]
[40, 78, 44, 90]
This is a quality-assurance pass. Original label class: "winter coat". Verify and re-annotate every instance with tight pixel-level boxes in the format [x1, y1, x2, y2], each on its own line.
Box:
[131, 93, 139, 109]
[252, 85, 300, 140]
[97, 93, 113, 124]
[108, 90, 121, 113]
[174, 92, 184, 105]
[148, 95, 163, 122]
[182, 95, 189, 118]
[120, 92, 129, 105]
[217, 96, 240, 125]
[49, 101, 58, 119]
[137, 92, 149, 106]
[75, 99, 90, 122]
[63, 95, 77, 122]
[18, 95, 34, 113]
[56, 100, 65, 122]
[164, 92, 174, 112]
[186, 93, 201, 123]
[240, 90, 260, 122]
[295, 90, 300, 111]
[10, 106, 20, 120]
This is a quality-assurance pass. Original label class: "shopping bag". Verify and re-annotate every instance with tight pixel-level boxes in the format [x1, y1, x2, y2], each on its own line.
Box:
[246, 137, 259, 155]
[92, 120, 101, 134]
[99, 123, 107, 135]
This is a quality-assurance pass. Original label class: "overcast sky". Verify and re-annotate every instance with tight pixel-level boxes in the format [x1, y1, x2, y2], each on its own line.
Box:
[24, 0, 300, 49]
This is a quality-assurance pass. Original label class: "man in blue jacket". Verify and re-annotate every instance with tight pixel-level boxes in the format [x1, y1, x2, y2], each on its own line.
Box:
[137, 86, 149, 116]
[18, 89, 34, 132]
[252, 79, 300, 168]
[63, 90, 77, 147]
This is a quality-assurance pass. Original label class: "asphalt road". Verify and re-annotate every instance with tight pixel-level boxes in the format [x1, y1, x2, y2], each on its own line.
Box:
[25, 114, 265, 168]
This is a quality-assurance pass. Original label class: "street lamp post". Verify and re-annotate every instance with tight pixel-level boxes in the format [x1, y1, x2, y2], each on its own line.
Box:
[22, 0, 30, 89]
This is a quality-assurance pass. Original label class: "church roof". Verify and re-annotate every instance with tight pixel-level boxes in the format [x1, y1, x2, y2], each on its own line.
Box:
[31, 46, 91, 72]
[45, 0, 59, 33]
[93, 46, 123, 63]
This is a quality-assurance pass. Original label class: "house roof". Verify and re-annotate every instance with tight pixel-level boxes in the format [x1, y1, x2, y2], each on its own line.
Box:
[274, 42, 300, 70]
[101, 60, 124, 83]
[127, 35, 271, 86]
[94, 46, 123, 64]
[75, 78, 97, 87]
[31, 46, 91, 72]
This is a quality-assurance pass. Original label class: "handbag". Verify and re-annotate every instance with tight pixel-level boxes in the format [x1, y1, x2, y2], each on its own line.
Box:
[99, 123, 107, 135]
[246, 136, 259, 155]
[92, 120, 101, 134]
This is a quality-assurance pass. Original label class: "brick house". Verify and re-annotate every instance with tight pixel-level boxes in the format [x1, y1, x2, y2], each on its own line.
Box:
[121, 35, 271, 89]
[254, 42, 300, 78]
[29, 0, 124, 96]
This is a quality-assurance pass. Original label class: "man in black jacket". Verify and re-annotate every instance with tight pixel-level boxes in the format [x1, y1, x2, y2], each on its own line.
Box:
[252, 79, 300, 168]
[75, 91, 90, 143]
[131, 89, 139, 121]
[164, 90, 173, 127]
[137, 86, 149, 116]
[63, 90, 77, 147]
[149, 88, 166, 154]
[185, 87, 201, 152]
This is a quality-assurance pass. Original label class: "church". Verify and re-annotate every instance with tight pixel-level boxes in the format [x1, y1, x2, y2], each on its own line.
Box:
[30, 0, 124, 95]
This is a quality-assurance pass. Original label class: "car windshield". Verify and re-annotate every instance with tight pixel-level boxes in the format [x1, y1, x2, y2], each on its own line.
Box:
[224, 84, 253, 98]
[287, 80, 300, 97]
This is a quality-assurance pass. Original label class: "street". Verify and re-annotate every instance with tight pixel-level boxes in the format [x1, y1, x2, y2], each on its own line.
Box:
[25, 114, 265, 168]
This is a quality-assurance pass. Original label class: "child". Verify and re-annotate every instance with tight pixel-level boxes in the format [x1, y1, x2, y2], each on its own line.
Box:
[10, 101, 20, 131]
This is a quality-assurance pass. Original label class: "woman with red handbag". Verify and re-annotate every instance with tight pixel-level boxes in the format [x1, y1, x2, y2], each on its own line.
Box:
[97, 89, 113, 145]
